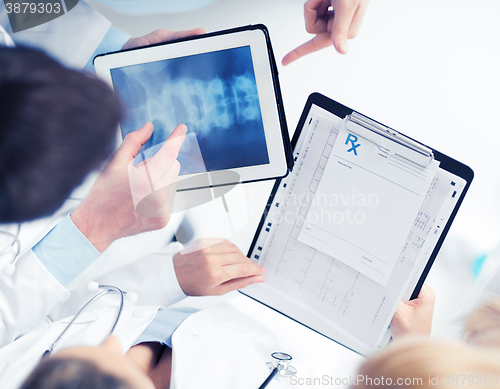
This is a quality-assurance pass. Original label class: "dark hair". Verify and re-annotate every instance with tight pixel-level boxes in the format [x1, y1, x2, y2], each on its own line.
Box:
[0, 46, 122, 223]
[20, 358, 133, 389]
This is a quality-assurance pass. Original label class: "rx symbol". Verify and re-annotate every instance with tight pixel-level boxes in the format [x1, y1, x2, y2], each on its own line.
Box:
[345, 133, 361, 155]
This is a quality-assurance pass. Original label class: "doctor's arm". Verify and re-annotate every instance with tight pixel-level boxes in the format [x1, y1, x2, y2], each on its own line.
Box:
[38, 121, 264, 304]
[0, 122, 181, 348]
[91, 238, 264, 308]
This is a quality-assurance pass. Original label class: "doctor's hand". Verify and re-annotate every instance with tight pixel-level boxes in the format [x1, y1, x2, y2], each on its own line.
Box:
[390, 285, 435, 339]
[282, 0, 369, 66]
[122, 28, 206, 50]
[173, 239, 265, 296]
[71, 122, 186, 253]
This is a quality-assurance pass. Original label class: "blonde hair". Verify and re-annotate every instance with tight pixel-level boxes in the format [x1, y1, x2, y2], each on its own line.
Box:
[463, 297, 500, 348]
[356, 338, 500, 389]
[356, 297, 500, 388]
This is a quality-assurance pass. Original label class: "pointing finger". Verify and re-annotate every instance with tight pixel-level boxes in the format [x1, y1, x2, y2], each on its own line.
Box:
[144, 124, 187, 184]
[282, 33, 332, 66]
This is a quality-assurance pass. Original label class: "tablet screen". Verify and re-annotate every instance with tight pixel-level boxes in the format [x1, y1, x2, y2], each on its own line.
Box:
[110, 45, 270, 175]
[94, 26, 290, 189]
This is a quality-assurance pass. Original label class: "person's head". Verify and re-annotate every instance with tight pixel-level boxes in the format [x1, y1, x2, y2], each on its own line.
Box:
[0, 46, 122, 223]
[21, 337, 155, 389]
[356, 337, 500, 389]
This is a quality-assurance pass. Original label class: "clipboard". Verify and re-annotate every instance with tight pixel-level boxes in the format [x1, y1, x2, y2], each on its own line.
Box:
[241, 93, 473, 355]
[345, 111, 434, 168]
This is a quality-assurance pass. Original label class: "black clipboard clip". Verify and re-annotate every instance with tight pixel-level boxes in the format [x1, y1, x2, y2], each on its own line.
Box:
[345, 112, 434, 168]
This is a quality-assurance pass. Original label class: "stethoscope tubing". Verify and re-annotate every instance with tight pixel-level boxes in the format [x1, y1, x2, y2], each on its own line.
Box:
[258, 367, 279, 389]
[0, 225, 21, 257]
[43, 284, 126, 358]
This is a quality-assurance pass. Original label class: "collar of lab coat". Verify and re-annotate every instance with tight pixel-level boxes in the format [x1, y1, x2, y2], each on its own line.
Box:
[0, 25, 14, 47]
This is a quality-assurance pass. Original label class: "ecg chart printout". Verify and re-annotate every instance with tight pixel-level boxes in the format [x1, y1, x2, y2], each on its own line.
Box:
[401, 169, 467, 302]
[249, 105, 461, 352]
[298, 124, 440, 286]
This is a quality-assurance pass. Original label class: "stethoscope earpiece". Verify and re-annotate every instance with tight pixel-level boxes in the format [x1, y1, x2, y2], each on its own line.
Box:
[87, 281, 100, 292]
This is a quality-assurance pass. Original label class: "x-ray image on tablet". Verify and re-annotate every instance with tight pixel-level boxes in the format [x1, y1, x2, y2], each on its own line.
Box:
[111, 46, 269, 175]
[95, 25, 293, 189]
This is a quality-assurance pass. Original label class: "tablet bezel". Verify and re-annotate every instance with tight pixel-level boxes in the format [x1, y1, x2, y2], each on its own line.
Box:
[94, 25, 292, 190]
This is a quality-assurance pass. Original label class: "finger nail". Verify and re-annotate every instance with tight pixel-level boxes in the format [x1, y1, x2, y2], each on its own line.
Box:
[182, 124, 188, 134]
[338, 41, 348, 54]
[260, 266, 265, 273]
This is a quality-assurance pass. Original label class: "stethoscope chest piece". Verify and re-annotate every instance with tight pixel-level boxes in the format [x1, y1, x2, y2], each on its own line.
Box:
[266, 352, 297, 376]
[259, 352, 297, 389]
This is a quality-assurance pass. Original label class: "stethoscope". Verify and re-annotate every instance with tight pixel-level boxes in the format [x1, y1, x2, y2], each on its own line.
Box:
[42, 281, 137, 358]
[259, 352, 297, 389]
[0, 228, 138, 358]
[2, 228, 296, 382]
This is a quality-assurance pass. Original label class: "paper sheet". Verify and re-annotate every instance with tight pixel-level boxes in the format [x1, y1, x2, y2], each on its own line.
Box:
[248, 107, 463, 351]
[297, 122, 440, 286]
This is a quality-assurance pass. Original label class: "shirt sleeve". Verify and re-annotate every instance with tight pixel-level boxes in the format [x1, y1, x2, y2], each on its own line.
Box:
[84, 25, 131, 72]
[32, 215, 101, 287]
[134, 307, 196, 348]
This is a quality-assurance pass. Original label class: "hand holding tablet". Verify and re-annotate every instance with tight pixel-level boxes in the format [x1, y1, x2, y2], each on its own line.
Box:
[71, 121, 186, 252]
[122, 28, 206, 51]
[95, 25, 293, 191]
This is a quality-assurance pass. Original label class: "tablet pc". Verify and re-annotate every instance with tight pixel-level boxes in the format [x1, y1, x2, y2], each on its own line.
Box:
[94, 25, 292, 190]
[242, 93, 474, 356]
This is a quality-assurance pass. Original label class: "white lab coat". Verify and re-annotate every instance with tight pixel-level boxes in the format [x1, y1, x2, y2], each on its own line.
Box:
[0, 195, 187, 389]
[0, 14, 189, 388]
[0, 140, 187, 389]
[0, 24, 13, 46]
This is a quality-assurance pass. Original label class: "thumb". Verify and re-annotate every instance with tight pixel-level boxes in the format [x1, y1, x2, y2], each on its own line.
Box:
[115, 122, 154, 164]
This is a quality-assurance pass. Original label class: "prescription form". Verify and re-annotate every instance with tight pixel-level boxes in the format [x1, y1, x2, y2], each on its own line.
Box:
[298, 122, 439, 287]
[246, 104, 466, 355]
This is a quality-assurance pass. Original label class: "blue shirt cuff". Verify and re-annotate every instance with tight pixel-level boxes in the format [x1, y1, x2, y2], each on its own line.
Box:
[84, 25, 131, 72]
[33, 215, 101, 286]
[134, 308, 195, 348]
